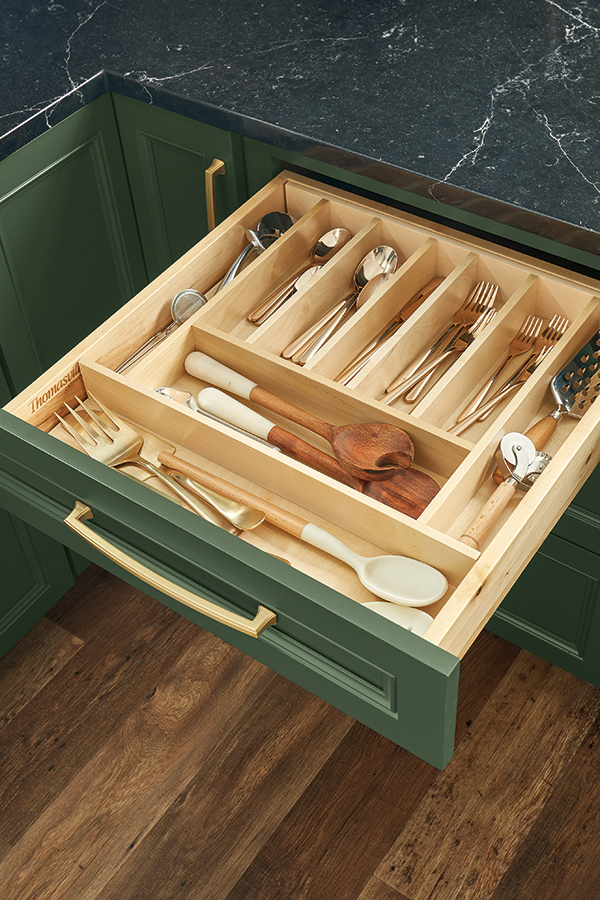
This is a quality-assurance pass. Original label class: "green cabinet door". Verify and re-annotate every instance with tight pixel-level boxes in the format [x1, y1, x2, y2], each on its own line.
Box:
[0, 363, 74, 656]
[489, 529, 600, 688]
[0, 93, 148, 395]
[112, 94, 247, 281]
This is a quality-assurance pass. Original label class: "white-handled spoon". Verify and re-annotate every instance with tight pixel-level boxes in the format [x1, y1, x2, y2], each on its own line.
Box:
[157, 427, 448, 608]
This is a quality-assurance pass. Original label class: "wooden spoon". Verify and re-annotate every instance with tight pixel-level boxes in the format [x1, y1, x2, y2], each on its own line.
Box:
[195, 388, 440, 519]
[185, 351, 414, 480]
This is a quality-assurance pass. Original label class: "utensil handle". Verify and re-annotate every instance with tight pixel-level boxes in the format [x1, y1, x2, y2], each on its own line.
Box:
[185, 352, 258, 399]
[281, 298, 347, 359]
[197, 388, 354, 485]
[456, 355, 514, 422]
[156, 452, 309, 537]
[301, 522, 361, 568]
[448, 379, 523, 436]
[186, 352, 332, 442]
[385, 323, 458, 393]
[247, 272, 300, 324]
[115, 321, 177, 374]
[298, 293, 357, 365]
[216, 242, 255, 293]
[460, 479, 516, 551]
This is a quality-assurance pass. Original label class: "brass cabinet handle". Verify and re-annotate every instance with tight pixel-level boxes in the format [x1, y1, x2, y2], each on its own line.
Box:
[65, 501, 276, 638]
[205, 158, 226, 231]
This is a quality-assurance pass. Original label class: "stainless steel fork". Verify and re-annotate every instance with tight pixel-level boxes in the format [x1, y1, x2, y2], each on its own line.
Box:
[448, 315, 570, 435]
[382, 281, 499, 398]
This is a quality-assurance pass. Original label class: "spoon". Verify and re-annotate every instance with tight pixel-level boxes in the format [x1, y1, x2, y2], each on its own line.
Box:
[247, 227, 351, 324]
[216, 212, 296, 292]
[185, 353, 415, 480]
[281, 245, 399, 364]
[192, 388, 440, 519]
[153, 448, 448, 606]
[115, 289, 207, 374]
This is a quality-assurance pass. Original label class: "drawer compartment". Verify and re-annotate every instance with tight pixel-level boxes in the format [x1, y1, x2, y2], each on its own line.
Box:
[2, 171, 600, 769]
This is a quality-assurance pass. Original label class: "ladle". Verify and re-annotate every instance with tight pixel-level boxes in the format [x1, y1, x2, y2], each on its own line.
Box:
[115, 289, 207, 374]
[247, 227, 351, 324]
[185, 352, 414, 480]
[153, 448, 448, 606]
[282, 245, 398, 365]
[216, 211, 296, 292]
[193, 388, 440, 519]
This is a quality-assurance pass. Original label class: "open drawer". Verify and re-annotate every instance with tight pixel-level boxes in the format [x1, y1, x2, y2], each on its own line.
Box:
[2, 171, 600, 769]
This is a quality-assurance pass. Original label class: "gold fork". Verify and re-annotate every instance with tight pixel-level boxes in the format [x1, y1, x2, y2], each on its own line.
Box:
[455, 314, 544, 423]
[448, 315, 570, 435]
[382, 281, 499, 397]
[55, 393, 265, 532]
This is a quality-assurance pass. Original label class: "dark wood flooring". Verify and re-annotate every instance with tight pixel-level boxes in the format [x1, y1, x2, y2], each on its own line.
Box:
[2, 563, 600, 899]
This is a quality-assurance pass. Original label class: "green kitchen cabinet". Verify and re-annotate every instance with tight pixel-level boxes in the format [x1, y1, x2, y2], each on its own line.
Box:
[488, 528, 600, 686]
[112, 94, 248, 281]
[2, 93, 600, 767]
[0, 362, 74, 656]
[0, 93, 147, 396]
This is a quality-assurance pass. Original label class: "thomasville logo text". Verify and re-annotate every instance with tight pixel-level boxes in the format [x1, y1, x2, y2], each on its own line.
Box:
[29, 365, 79, 414]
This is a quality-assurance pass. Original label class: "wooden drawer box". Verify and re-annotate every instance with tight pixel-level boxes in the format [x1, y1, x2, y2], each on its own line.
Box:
[2, 172, 600, 769]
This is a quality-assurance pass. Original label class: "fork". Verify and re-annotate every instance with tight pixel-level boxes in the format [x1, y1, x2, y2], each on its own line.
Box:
[382, 303, 497, 406]
[454, 314, 544, 423]
[55, 392, 265, 532]
[382, 281, 499, 397]
[448, 315, 570, 435]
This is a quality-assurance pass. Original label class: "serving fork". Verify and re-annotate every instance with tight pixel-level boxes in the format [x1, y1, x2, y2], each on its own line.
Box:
[55, 393, 265, 532]
[382, 281, 499, 400]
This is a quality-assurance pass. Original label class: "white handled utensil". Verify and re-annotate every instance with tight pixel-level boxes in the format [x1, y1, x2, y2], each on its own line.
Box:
[154, 446, 448, 607]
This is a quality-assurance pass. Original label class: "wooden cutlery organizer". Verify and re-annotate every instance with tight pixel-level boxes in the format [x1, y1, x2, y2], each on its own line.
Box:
[3, 170, 600, 767]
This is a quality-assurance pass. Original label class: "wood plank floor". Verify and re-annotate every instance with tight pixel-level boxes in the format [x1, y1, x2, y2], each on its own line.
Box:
[2, 564, 600, 899]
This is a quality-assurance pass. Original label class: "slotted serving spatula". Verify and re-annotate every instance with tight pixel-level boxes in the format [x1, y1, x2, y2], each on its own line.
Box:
[524, 329, 600, 448]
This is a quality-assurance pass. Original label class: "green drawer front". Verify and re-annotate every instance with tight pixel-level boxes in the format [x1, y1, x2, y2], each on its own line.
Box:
[0, 409, 459, 769]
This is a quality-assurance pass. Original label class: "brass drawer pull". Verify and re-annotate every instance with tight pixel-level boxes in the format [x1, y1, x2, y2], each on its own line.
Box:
[65, 501, 276, 638]
[205, 158, 226, 231]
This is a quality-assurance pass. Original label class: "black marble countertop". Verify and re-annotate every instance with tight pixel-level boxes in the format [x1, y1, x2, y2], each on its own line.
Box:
[3, 0, 600, 260]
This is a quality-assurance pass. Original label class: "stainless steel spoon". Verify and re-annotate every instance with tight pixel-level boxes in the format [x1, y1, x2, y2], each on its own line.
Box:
[247, 227, 351, 324]
[282, 246, 398, 364]
[216, 211, 296, 292]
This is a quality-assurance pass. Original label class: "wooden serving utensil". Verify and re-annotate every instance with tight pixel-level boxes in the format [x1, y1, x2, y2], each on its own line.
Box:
[195, 388, 439, 519]
[185, 351, 414, 481]
[154, 449, 447, 606]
